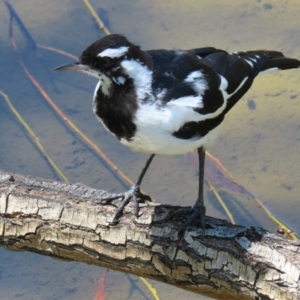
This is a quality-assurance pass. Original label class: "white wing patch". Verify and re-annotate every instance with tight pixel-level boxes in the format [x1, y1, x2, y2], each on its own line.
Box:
[167, 71, 207, 108]
[230, 77, 248, 96]
[184, 71, 207, 94]
[218, 75, 248, 102]
[97, 46, 129, 58]
[219, 75, 228, 90]
[167, 96, 204, 108]
[219, 75, 229, 100]
[245, 59, 254, 67]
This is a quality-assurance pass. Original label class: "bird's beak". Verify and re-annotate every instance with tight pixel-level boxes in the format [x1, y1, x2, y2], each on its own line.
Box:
[54, 62, 89, 72]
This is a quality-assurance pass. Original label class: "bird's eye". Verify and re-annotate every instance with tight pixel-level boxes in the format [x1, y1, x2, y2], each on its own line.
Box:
[102, 57, 112, 68]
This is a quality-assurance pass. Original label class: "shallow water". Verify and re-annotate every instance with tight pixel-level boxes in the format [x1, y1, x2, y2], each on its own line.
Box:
[0, 0, 299, 299]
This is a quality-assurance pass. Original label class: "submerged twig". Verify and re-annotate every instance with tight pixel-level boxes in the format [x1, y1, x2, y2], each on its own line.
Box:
[82, 0, 111, 35]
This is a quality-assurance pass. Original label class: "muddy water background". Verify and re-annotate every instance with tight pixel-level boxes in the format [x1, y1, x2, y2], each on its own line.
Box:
[0, 0, 300, 299]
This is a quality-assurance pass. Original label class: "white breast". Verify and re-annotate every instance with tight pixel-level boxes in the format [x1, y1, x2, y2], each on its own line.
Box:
[120, 102, 223, 155]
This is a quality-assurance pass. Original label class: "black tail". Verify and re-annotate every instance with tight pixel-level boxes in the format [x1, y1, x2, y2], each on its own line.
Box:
[262, 55, 300, 71]
[236, 50, 300, 72]
[221, 50, 299, 115]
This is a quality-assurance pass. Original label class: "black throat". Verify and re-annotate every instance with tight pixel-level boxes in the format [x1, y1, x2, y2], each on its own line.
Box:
[93, 78, 138, 141]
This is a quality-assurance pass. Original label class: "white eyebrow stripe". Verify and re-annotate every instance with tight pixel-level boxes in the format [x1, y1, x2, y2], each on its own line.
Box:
[97, 46, 129, 58]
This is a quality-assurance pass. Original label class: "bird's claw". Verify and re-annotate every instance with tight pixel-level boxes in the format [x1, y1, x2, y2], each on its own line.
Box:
[99, 186, 151, 222]
[172, 205, 206, 237]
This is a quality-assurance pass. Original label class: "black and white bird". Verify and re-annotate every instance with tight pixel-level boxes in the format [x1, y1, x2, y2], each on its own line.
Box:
[55, 34, 300, 233]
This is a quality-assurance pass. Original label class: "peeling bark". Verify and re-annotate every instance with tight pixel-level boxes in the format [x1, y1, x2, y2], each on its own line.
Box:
[0, 169, 299, 300]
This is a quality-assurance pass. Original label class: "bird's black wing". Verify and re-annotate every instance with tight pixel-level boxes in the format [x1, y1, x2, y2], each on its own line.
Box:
[147, 48, 267, 140]
[192, 48, 300, 113]
[148, 49, 225, 114]
[147, 48, 299, 140]
[148, 48, 269, 112]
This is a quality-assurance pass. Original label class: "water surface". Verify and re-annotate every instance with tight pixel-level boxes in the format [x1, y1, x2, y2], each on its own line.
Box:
[0, 0, 299, 299]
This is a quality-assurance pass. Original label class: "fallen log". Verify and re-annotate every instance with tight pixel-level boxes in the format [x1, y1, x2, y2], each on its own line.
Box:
[0, 169, 299, 300]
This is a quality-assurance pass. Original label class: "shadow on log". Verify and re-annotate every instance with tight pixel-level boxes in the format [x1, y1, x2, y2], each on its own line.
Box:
[0, 169, 299, 300]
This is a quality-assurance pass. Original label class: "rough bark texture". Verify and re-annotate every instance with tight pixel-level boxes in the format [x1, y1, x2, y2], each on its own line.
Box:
[0, 169, 299, 300]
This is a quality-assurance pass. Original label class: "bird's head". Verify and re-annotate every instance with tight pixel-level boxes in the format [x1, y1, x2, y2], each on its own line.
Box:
[55, 34, 153, 97]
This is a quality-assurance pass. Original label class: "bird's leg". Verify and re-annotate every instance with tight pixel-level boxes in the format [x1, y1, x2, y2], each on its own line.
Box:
[100, 154, 155, 223]
[177, 147, 207, 235]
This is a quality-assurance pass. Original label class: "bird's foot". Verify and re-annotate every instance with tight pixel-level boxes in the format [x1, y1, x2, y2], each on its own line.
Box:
[100, 186, 151, 223]
[172, 205, 206, 236]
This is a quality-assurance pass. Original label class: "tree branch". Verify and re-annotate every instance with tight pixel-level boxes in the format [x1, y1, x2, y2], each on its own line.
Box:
[0, 169, 299, 300]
